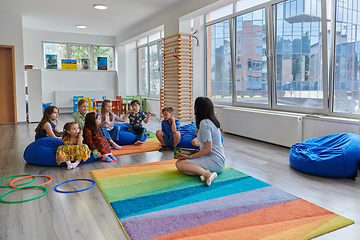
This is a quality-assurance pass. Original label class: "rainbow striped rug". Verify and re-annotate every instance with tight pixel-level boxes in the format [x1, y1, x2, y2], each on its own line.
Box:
[90, 160, 353, 240]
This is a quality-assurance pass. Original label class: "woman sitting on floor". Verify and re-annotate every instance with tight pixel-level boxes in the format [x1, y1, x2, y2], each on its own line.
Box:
[176, 97, 226, 187]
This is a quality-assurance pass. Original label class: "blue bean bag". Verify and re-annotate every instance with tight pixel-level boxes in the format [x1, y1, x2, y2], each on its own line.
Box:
[176, 123, 224, 149]
[177, 123, 199, 149]
[114, 123, 148, 146]
[289, 133, 360, 177]
[23, 137, 98, 167]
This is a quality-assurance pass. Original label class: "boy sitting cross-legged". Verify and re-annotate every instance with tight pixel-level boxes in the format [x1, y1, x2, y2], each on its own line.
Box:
[156, 107, 181, 151]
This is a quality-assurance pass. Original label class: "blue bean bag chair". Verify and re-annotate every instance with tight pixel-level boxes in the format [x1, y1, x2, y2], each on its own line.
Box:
[177, 123, 199, 149]
[23, 137, 98, 167]
[176, 123, 224, 149]
[114, 123, 147, 146]
[289, 133, 360, 177]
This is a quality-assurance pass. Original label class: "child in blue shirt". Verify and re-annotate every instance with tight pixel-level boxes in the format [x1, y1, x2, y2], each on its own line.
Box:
[156, 107, 181, 151]
[127, 99, 151, 145]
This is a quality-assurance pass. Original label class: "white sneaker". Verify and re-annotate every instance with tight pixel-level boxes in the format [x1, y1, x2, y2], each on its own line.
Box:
[200, 175, 206, 182]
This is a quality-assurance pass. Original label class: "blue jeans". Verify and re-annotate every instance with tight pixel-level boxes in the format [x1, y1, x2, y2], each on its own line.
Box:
[101, 125, 120, 141]
[127, 126, 146, 141]
[163, 132, 174, 147]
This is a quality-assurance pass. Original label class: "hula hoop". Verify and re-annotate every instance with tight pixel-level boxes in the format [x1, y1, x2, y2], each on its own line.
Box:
[0, 186, 48, 203]
[54, 179, 96, 193]
[0, 174, 37, 188]
[10, 175, 53, 188]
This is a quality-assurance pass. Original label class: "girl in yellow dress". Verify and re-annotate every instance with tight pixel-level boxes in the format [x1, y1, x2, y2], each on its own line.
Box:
[56, 121, 91, 169]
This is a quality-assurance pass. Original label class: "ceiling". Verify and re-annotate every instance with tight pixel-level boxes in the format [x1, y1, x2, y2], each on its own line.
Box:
[0, 0, 185, 36]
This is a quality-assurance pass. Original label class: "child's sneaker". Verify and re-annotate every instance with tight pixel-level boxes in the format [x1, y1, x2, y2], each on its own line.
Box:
[109, 154, 117, 162]
[103, 155, 112, 162]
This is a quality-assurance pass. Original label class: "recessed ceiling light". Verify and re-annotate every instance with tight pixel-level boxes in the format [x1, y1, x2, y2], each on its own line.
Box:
[76, 25, 86, 29]
[94, 4, 107, 10]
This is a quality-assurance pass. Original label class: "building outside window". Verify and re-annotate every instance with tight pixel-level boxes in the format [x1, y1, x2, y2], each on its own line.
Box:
[206, 20, 232, 103]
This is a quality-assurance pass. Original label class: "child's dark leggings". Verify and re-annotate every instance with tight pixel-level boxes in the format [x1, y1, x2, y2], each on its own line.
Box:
[127, 126, 146, 141]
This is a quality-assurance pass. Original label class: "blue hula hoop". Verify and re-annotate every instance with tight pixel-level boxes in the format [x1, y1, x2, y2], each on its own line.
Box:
[54, 179, 96, 193]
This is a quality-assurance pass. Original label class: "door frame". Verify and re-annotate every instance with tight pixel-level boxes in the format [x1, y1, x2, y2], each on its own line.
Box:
[0, 45, 17, 123]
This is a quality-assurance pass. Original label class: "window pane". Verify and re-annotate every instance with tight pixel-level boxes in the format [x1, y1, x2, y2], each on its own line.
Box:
[149, 44, 160, 96]
[138, 47, 148, 96]
[235, 9, 268, 104]
[43, 42, 66, 69]
[70, 45, 90, 69]
[274, 0, 323, 108]
[333, 0, 360, 114]
[149, 32, 161, 42]
[236, 0, 271, 12]
[206, 4, 233, 22]
[207, 20, 232, 103]
[137, 37, 147, 46]
[93, 46, 114, 70]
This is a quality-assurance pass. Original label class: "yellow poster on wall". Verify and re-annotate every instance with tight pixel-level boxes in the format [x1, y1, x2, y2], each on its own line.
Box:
[61, 59, 77, 69]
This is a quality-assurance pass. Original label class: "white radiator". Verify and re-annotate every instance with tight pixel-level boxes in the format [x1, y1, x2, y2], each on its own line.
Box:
[222, 107, 305, 147]
[54, 90, 114, 108]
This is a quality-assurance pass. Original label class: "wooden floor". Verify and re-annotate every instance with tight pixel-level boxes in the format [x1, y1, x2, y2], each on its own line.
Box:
[0, 113, 359, 240]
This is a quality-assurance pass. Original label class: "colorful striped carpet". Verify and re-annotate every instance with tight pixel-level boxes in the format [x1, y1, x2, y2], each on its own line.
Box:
[90, 160, 353, 240]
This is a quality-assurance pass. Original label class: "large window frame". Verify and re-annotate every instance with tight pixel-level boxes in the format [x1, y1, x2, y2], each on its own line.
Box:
[205, 0, 360, 118]
[42, 42, 115, 71]
[137, 32, 163, 98]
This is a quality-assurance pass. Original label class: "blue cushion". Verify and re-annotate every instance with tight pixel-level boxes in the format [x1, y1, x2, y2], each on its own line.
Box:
[289, 133, 360, 177]
[23, 137, 97, 167]
[177, 123, 199, 149]
[114, 123, 148, 146]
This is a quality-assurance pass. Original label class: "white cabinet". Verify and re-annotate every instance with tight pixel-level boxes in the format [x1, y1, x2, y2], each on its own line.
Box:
[26, 69, 43, 123]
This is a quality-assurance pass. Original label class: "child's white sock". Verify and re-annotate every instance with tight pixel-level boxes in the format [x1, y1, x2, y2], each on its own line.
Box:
[111, 142, 122, 149]
[71, 160, 81, 169]
[66, 161, 73, 170]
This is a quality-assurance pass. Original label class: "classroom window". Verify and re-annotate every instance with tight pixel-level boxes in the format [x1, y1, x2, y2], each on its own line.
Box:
[70, 45, 90, 69]
[274, 0, 324, 109]
[149, 43, 161, 96]
[43, 42, 114, 70]
[333, 0, 360, 114]
[43, 42, 66, 69]
[206, 19, 232, 104]
[138, 46, 148, 96]
[93, 46, 115, 70]
[137, 37, 162, 98]
[235, 8, 268, 105]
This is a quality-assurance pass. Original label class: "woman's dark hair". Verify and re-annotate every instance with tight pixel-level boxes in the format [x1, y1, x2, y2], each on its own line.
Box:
[194, 97, 220, 129]
[84, 112, 99, 136]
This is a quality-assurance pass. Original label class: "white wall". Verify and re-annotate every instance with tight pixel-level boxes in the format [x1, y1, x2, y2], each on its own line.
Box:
[0, 13, 26, 122]
[192, 16, 206, 99]
[117, 45, 126, 96]
[125, 42, 137, 96]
